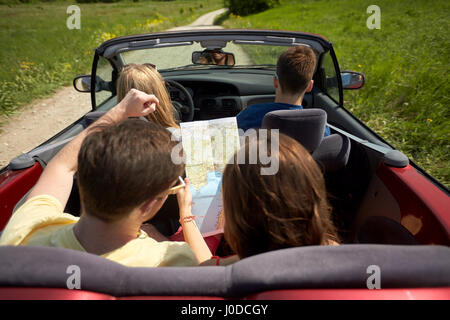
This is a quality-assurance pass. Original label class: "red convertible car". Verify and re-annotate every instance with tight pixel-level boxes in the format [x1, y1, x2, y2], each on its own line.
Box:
[0, 29, 449, 300]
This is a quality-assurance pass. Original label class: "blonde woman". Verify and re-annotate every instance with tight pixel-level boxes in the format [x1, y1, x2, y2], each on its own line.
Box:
[117, 63, 179, 128]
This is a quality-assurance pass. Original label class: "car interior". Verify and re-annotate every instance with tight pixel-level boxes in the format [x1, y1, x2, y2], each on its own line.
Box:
[7, 38, 450, 245]
[1, 30, 448, 299]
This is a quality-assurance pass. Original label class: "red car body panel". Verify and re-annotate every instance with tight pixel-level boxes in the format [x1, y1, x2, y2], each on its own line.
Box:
[1, 287, 449, 300]
[0, 287, 115, 300]
[246, 288, 450, 300]
[377, 163, 450, 245]
[0, 163, 43, 230]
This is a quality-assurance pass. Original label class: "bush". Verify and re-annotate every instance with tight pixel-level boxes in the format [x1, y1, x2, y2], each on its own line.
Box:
[224, 0, 279, 16]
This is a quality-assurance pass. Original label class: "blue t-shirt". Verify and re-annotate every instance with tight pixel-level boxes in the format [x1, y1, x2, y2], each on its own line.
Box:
[236, 102, 330, 136]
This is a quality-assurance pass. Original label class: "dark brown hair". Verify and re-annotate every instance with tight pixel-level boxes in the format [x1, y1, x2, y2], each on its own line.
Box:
[222, 132, 338, 259]
[77, 119, 184, 222]
[276, 45, 316, 95]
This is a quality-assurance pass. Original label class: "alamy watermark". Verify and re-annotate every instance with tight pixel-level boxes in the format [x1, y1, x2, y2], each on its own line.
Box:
[67, 5, 81, 30]
[66, 265, 81, 290]
[366, 5, 381, 30]
[366, 265, 381, 289]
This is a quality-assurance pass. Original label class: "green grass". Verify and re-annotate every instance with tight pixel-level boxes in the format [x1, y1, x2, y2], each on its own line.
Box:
[0, 0, 222, 119]
[220, 0, 450, 188]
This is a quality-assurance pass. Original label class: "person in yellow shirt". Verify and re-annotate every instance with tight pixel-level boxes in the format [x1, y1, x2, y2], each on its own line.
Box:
[0, 89, 212, 267]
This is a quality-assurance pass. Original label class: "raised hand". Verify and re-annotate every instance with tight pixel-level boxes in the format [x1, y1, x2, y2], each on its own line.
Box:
[177, 178, 193, 218]
[117, 88, 159, 118]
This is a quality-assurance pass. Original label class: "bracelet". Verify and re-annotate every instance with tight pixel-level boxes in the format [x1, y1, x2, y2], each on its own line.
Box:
[179, 215, 195, 224]
[211, 256, 221, 266]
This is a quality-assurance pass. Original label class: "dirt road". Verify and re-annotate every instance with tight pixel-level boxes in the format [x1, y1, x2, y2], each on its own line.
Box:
[0, 9, 227, 168]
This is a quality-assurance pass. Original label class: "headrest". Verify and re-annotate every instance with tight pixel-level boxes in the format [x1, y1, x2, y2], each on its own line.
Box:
[312, 134, 351, 173]
[261, 109, 326, 153]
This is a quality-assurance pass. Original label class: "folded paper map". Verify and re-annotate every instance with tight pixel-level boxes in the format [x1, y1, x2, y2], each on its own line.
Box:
[180, 117, 240, 233]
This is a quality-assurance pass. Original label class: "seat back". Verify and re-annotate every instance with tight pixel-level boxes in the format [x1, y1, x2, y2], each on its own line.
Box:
[312, 133, 351, 173]
[356, 216, 419, 245]
[0, 244, 448, 298]
[261, 109, 351, 172]
[262, 109, 326, 153]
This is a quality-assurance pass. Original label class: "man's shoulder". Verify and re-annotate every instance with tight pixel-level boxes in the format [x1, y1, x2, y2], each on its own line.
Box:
[240, 102, 301, 113]
[0, 195, 77, 246]
[237, 103, 278, 119]
[242, 102, 278, 111]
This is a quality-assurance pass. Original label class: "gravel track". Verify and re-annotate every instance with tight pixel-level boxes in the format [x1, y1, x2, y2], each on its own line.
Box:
[0, 9, 227, 168]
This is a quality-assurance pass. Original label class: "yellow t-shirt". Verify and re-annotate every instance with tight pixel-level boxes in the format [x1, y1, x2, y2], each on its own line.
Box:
[0, 195, 198, 267]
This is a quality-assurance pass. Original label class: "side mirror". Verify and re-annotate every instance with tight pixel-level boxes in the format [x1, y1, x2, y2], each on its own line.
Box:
[73, 75, 91, 92]
[73, 75, 114, 93]
[341, 71, 365, 90]
[192, 49, 235, 66]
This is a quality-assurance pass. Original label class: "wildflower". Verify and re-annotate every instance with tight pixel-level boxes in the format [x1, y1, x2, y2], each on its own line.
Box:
[358, 64, 362, 68]
[427, 118, 433, 122]
[101, 32, 116, 42]
[20, 61, 34, 70]
[62, 63, 72, 71]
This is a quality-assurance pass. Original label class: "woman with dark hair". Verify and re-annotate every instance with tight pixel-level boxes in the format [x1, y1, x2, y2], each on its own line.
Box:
[177, 131, 339, 266]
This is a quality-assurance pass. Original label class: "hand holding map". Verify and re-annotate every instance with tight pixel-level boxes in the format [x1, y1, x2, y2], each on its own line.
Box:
[180, 117, 240, 234]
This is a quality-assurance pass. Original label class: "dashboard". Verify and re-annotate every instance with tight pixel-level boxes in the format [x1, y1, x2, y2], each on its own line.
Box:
[164, 69, 277, 121]
[164, 69, 313, 121]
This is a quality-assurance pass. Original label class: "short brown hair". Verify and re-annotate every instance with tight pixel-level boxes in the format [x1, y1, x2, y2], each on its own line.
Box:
[222, 132, 338, 259]
[77, 119, 184, 222]
[276, 45, 316, 95]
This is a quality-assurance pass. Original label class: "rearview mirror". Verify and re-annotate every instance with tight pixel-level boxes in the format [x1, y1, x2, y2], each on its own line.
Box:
[73, 75, 91, 93]
[192, 49, 235, 66]
[341, 71, 365, 90]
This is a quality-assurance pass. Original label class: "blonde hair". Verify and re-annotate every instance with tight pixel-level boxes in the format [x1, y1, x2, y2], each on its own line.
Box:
[117, 64, 179, 128]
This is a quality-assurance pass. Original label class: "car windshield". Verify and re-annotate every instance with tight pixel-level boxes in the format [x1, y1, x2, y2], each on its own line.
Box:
[120, 42, 288, 71]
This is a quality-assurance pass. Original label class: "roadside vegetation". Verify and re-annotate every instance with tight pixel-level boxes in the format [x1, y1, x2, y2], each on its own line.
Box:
[219, 0, 449, 188]
[0, 0, 222, 118]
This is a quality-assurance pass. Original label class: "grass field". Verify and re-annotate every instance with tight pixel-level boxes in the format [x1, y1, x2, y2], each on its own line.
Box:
[0, 0, 222, 118]
[220, 0, 449, 188]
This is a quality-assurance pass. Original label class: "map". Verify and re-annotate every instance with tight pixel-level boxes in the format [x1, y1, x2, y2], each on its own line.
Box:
[180, 117, 240, 233]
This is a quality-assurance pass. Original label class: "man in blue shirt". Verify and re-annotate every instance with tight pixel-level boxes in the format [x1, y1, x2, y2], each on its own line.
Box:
[237, 45, 330, 136]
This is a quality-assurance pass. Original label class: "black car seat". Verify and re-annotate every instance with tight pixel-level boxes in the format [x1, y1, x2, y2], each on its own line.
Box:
[355, 216, 419, 245]
[261, 109, 351, 172]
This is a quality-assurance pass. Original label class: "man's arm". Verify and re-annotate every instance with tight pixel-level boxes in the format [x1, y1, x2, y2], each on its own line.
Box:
[28, 89, 159, 209]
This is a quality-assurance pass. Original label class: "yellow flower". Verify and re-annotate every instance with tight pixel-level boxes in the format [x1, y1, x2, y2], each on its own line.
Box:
[62, 63, 72, 71]
[427, 118, 433, 122]
[358, 64, 362, 68]
[100, 32, 117, 42]
[20, 61, 34, 70]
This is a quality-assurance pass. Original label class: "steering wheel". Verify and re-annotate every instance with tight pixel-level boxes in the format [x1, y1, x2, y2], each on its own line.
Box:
[165, 80, 195, 122]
